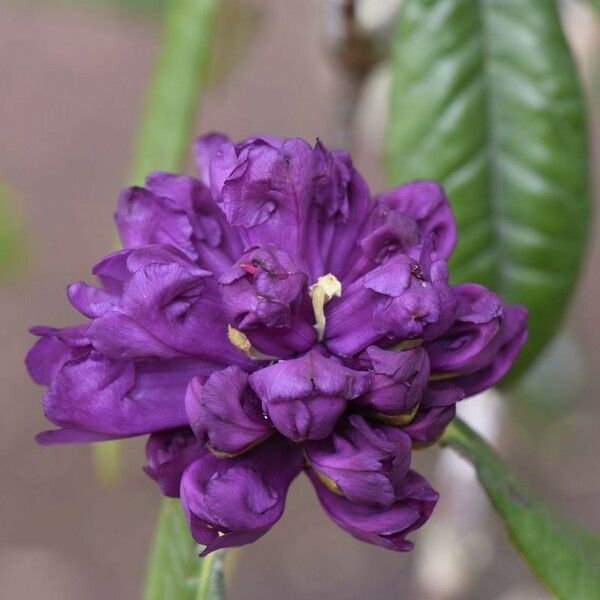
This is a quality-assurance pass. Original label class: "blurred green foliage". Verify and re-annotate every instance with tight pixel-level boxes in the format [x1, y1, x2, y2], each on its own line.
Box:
[0, 181, 25, 281]
[144, 499, 225, 600]
[12, 0, 166, 16]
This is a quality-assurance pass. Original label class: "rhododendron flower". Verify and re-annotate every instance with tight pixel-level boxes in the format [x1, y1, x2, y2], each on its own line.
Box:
[26, 133, 527, 554]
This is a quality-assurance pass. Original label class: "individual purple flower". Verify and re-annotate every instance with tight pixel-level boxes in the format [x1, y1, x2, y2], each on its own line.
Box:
[185, 366, 273, 456]
[324, 245, 457, 357]
[249, 350, 369, 441]
[68, 245, 249, 366]
[219, 244, 316, 357]
[196, 133, 371, 279]
[27, 132, 528, 556]
[352, 345, 430, 419]
[180, 436, 303, 555]
[308, 468, 438, 552]
[425, 284, 528, 397]
[304, 415, 412, 507]
[116, 172, 243, 274]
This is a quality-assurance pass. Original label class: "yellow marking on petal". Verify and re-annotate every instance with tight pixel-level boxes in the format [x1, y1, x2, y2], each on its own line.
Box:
[304, 450, 344, 496]
[366, 403, 420, 427]
[429, 371, 461, 382]
[314, 469, 344, 495]
[227, 325, 277, 361]
[309, 273, 342, 342]
[206, 433, 273, 459]
[391, 338, 423, 351]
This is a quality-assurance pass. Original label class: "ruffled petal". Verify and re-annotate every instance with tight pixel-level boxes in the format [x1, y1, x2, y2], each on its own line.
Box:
[376, 181, 457, 260]
[41, 348, 216, 438]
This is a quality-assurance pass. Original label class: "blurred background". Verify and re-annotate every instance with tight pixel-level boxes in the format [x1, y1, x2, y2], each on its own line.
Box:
[1, 0, 599, 598]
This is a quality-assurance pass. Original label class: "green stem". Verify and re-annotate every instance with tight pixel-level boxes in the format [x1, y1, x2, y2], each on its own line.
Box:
[130, 0, 220, 597]
[129, 0, 217, 184]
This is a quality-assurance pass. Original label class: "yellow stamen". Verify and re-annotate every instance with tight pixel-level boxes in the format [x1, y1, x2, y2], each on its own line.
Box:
[227, 325, 277, 361]
[309, 273, 342, 342]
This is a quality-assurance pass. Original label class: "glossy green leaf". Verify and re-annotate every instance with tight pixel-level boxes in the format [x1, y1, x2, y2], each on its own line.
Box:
[129, 0, 217, 184]
[143, 499, 225, 600]
[441, 418, 600, 598]
[387, 0, 590, 377]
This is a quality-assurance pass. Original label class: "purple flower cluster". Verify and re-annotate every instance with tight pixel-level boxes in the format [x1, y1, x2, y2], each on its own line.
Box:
[26, 133, 527, 555]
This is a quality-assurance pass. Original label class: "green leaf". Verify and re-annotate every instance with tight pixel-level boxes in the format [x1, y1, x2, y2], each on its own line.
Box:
[387, 0, 591, 377]
[441, 418, 600, 598]
[129, 0, 217, 184]
[143, 499, 225, 600]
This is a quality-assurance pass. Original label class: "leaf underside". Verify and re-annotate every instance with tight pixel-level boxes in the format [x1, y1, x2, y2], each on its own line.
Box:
[387, 0, 591, 377]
